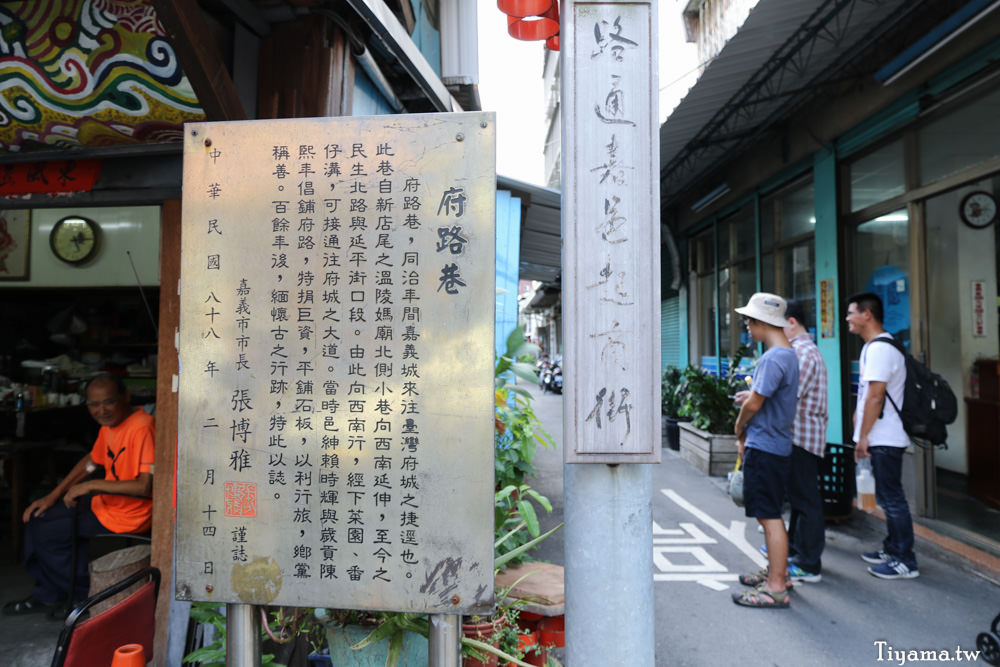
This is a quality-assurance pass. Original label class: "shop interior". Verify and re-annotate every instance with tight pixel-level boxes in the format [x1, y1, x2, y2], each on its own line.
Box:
[0, 286, 159, 559]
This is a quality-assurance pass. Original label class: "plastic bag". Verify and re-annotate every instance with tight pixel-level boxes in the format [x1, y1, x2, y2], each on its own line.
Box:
[728, 458, 744, 507]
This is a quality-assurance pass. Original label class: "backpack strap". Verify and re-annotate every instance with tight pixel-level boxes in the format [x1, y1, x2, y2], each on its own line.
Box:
[867, 337, 905, 420]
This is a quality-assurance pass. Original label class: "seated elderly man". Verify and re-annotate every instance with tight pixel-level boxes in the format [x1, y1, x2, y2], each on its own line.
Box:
[3, 373, 154, 614]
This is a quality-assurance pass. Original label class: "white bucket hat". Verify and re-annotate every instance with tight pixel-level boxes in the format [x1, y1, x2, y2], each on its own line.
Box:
[735, 292, 789, 328]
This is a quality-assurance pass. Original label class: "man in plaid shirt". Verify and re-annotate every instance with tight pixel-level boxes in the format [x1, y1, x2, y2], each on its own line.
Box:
[782, 299, 829, 582]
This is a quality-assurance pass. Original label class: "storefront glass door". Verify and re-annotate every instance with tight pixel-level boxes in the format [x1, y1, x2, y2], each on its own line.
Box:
[850, 209, 911, 341]
[846, 209, 911, 419]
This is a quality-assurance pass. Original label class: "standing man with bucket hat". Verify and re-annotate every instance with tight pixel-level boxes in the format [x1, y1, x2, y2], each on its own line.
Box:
[731, 293, 799, 609]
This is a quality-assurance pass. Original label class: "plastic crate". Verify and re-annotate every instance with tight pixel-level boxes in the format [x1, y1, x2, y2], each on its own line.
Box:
[820, 443, 855, 521]
[308, 651, 332, 666]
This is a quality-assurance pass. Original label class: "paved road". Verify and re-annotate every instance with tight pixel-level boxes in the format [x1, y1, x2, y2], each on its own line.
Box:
[521, 382, 1000, 666]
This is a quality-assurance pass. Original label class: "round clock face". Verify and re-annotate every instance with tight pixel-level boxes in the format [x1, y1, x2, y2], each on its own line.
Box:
[50, 216, 100, 264]
[960, 191, 997, 229]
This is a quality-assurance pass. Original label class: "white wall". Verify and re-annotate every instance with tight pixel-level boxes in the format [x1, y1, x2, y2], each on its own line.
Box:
[10, 205, 160, 288]
[926, 183, 999, 474]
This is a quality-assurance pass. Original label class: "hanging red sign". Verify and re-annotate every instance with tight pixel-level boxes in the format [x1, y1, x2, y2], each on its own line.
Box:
[0, 159, 103, 196]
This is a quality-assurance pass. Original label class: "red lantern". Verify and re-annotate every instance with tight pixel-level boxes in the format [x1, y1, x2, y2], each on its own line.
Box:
[497, 0, 552, 18]
[498, 0, 560, 50]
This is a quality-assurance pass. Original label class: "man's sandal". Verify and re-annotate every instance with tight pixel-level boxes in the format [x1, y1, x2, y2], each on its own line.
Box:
[738, 567, 792, 589]
[2, 596, 53, 616]
[731, 584, 790, 608]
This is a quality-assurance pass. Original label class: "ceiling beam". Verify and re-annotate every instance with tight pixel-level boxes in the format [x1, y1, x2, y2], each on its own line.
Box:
[219, 0, 271, 37]
[344, 0, 457, 112]
[151, 0, 246, 121]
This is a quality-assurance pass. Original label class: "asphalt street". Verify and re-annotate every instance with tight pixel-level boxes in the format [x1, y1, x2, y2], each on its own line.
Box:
[522, 381, 1000, 667]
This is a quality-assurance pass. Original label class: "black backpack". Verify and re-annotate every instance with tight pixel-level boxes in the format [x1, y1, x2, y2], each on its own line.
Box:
[870, 337, 957, 447]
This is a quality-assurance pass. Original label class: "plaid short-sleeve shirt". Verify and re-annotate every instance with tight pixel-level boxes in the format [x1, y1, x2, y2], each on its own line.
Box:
[790, 333, 828, 457]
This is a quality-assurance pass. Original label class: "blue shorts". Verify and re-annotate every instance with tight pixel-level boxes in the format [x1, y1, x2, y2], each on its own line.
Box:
[743, 447, 791, 520]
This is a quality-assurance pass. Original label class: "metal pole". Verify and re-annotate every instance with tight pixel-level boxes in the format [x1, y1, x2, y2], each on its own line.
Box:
[428, 613, 462, 667]
[922, 442, 937, 518]
[560, 1, 660, 663]
[226, 603, 260, 667]
[565, 463, 655, 666]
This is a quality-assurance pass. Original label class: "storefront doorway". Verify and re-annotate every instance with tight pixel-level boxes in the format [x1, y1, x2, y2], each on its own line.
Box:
[925, 182, 1000, 543]
[845, 184, 1000, 547]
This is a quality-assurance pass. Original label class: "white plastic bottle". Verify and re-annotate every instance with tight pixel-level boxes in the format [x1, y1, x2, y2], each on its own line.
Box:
[856, 458, 876, 510]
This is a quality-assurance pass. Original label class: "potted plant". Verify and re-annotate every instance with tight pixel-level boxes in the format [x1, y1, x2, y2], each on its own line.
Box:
[460, 510, 561, 667]
[460, 327, 561, 666]
[661, 365, 685, 451]
[676, 345, 754, 476]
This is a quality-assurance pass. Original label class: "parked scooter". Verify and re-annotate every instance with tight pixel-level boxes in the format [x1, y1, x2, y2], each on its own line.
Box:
[549, 361, 563, 394]
[539, 357, 563, 394]
[537, 356, 553, 392]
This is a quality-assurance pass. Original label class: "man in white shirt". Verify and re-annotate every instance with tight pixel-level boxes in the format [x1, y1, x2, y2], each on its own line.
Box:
[846, 292, 918, 579]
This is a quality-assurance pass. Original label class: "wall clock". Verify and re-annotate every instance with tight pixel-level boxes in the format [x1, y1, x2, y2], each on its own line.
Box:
[959, 191, 997, 229]
[49, 216, 100, 264]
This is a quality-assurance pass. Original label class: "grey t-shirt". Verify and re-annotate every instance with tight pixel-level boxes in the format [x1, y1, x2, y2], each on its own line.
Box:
[746, 346, 799, 457]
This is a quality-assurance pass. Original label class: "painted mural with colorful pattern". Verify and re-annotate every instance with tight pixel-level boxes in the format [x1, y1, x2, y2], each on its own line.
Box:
[0, 0, 205, 152]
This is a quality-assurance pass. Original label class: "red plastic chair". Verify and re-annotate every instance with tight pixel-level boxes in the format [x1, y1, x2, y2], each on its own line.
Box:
[50, 566, 160, 667]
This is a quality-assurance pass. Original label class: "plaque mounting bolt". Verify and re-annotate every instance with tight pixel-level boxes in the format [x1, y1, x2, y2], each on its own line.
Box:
[206, 584, 214, 593]
[456, 133, 464, 142]
[480, 121, 488, 128]
[205, 138, 212, 147]
[451, 595, 460, 605]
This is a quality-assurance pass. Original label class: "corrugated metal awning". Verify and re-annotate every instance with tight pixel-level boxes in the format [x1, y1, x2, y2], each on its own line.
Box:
[498, 175, 562, 285]
[658, 0, 918, 207]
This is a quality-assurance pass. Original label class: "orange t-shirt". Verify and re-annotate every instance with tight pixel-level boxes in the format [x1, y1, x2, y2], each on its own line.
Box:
[89, 408, 155, 533]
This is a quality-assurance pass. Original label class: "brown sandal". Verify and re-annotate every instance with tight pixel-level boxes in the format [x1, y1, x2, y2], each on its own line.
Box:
[739, 567, 792, 589]
[732, 584, 790, 608]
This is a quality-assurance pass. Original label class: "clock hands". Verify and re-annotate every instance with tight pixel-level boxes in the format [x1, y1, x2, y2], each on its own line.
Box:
[69, 230, 92, 252]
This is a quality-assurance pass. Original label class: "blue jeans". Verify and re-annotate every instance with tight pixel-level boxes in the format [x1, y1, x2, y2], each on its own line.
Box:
[24, 496, 109, 603]
[787, 447, 824, 573]
[869, 446, 917, 569]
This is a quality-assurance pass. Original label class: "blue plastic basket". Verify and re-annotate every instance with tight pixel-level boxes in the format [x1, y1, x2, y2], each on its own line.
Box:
[820, 443, 855, 521]
[308, 651, 332, 666]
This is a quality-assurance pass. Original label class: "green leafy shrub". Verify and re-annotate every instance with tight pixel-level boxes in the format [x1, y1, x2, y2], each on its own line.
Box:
[661, 365, 684, 417]
[494, 327, 557, 566]
[676, 345, 754, 433]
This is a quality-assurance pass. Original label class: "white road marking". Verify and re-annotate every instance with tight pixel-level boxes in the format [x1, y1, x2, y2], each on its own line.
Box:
[653, 521, 716, 545]
[651, 489, 768, 590]
[661, 489, 767, 567]
[652, 574, 740, 591]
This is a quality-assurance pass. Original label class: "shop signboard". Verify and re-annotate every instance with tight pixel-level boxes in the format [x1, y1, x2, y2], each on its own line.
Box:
[821, 278, 835, 339]
[972, 279, 986, 337]
[175, 114, 496, 614]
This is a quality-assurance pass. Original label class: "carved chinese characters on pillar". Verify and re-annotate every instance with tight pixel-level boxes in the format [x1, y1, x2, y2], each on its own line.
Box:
[177, 115, 497, 612]
[566, 2, 660, 462]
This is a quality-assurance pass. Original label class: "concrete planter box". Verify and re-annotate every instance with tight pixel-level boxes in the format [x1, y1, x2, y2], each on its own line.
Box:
[678, 421, 739, 477]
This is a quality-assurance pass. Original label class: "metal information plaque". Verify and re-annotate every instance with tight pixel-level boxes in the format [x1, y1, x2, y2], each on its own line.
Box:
[176, 113, 496, 614]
